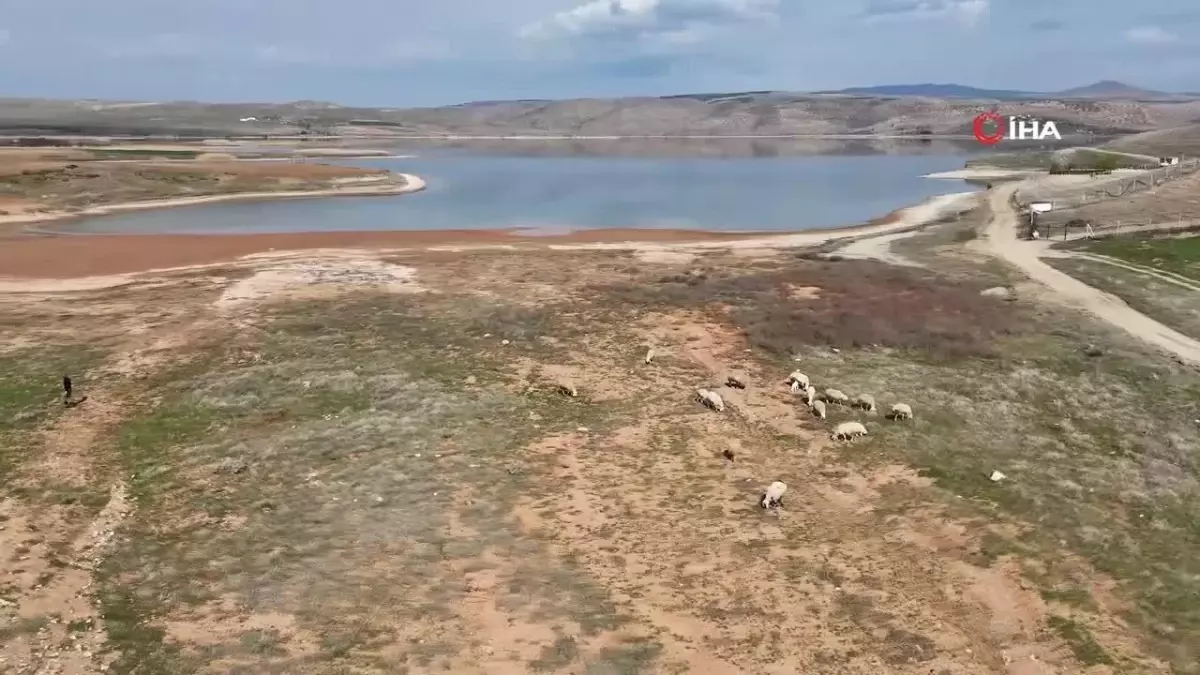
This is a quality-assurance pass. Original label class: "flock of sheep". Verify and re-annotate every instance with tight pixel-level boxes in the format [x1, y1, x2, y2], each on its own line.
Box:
[692, 363, 914, 511]
[557, 349, 915, 512]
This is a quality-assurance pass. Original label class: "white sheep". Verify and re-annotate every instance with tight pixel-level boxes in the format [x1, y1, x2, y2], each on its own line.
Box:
[696, 388, 725, 412]
[644, 348, 656, 364]
[889, 403, 913, 421]
[761, 481, 787, 509]
[851, 393, 876, 412]
[811, 399, 826, 420]
[804, 385, 816, 406]
[787, 371, 810, 390]
[823, 388, 849, 405]
[831, 421, 868, 441]
[556, 382, 578, 397]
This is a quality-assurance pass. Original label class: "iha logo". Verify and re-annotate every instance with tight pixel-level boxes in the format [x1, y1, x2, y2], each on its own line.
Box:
[973, 112, 1062, 145]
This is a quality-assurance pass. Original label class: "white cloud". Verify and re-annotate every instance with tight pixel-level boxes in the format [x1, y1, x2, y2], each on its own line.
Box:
[861, 0, 988, 27]
[520, 0, 777, 44]
[1122, 25, 1179, 45]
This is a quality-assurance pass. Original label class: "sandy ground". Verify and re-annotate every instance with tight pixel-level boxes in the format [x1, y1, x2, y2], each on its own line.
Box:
[976, 183, 1200, 365]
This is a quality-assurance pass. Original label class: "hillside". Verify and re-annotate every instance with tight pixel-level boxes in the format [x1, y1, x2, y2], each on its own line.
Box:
[820, 80, 1192, 101]
[820, 84, 1032, 99]
[3, 90, 1200, 138]
[1103, 124, 1200, 156]
[1053, 80, 1176, 99]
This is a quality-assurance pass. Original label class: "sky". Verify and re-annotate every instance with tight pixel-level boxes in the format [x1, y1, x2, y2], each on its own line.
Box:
[1, 0, 1198, 107]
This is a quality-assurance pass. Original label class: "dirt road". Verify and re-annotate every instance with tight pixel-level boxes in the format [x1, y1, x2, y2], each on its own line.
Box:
[980, 183, 1200, 365]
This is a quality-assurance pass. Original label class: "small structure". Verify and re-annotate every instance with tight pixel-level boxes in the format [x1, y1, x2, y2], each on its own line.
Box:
[1027, 202, 1053, 239]
[1160, 156, 1180, 166]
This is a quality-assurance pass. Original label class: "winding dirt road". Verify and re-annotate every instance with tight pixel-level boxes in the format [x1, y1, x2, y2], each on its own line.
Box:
[980, 183, 1200, 365]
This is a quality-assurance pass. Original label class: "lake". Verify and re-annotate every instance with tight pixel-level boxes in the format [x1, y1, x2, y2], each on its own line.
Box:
[64, 145, 982, 235]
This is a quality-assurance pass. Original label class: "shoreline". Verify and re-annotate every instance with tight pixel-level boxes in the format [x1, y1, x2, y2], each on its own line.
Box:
[923, 167, 1040, 180]
[0, 173, 428, 231]
[0, 189, 982, 279]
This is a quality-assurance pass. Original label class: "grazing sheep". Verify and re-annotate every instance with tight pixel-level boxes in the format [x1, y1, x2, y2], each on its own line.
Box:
[761, 481, 787, 509]
[804, 385, 816, 406]
[787, 371, 810, 390]
[851, 393, 876, 412]
[823, 388, 849, 405]
[811, 399, 826, 419]
[556, 382, 578, 397]
[696, 388, 725, 412]
[722, 448, 736, 462]
[831, 421, 868, 441]
[889, 403, 913, 421]
[726, 372, 748, 389]
[644, 348, 656, 364]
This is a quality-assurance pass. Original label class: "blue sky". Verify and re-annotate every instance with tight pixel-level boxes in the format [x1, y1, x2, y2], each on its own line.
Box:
[1, 0, 1198, 106]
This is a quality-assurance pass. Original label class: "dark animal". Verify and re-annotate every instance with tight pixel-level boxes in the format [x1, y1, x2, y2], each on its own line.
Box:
[62, 376, 72, 404]
[722, 448, 735, 462]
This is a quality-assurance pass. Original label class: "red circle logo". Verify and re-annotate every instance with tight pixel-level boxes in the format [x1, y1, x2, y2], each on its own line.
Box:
[973, 112, 1005, 145]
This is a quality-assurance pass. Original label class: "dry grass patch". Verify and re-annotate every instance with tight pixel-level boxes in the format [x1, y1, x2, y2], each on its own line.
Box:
[595, 257, 1020, 360]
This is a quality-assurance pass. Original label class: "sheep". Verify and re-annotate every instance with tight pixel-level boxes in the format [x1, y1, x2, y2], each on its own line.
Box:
[644, 348, 656, 364]
[831, 421, 868, 441]
[726, 372, 748, 389]
[850, 393, 876, 412]
[888, 403, 913, 421]
[786, 371, 810, 390]
[804, 384, 816, 406]
[789, 380, 801, 394]
[696, 388, 725, 412]
[556, 382, 578, 397]
[761, 481, 787, 509]
[822, 388, 849, 405]
[811, 399, 826, 420]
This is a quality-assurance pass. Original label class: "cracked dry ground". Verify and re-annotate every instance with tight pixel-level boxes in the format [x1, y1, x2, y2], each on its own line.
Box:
[2, 245, 1197, 674]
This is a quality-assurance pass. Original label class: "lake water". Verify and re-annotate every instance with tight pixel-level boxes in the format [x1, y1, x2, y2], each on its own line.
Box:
[65, 148, 981, 235]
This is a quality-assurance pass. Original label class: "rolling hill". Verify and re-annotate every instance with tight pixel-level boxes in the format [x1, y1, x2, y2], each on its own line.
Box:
[818, 80, 1192, 101]
[2, 81, 1199, 139]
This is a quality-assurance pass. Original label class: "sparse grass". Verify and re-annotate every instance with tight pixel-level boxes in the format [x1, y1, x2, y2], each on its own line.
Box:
[9, 236, 1200, 673]
[583, 247, 1200, 671]
[0, 616, 50, 642]
[0, 346, 106, 480]
[585, 639, 663, 674]
[594, 257, 1021, 360]
[1047, 615, 1114, 665]
[1046, 257, 1200, 341]
[809, 314, 1200, 671]
[97, 293, 646, 673]
[1080, 235, 1200, 281]
[87, 148, 201, 160]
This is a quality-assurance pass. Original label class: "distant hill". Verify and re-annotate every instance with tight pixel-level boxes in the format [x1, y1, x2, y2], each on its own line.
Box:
[1052, 80, 1175, 100]
[3, 83, 1200, 138]
[817, 83, 1033, 99]
[817, 80, 1193, 101]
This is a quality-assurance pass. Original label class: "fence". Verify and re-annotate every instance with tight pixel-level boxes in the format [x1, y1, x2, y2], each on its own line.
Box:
[1020, 158, 1200, 213]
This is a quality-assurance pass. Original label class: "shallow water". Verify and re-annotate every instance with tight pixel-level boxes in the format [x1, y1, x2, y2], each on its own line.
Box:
[66, 146, 981, 235]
